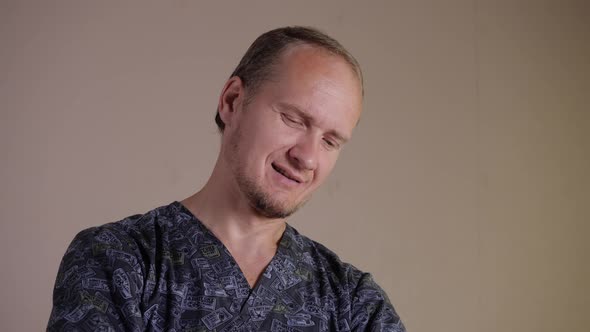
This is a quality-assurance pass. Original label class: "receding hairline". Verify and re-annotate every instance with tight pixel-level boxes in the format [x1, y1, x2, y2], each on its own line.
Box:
[243, 42, 364, 98]
[216, 26, 364, 132]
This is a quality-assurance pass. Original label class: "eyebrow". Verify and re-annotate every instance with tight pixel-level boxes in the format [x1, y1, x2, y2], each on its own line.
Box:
[276, 102, 350, 143]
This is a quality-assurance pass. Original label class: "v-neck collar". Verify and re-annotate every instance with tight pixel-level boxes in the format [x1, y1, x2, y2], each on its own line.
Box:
[173, 201, 309, 327]
[174, 201, 303, 289]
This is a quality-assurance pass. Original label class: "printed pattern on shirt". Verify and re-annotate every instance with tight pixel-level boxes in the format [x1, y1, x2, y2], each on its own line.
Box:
[48, 202, 406, 331]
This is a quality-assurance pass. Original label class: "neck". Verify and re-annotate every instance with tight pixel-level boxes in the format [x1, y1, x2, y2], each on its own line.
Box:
[181, 157, 286, 253]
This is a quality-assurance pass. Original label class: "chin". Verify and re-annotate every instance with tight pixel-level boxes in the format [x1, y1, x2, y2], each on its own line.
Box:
[252, 198, 299, 219]
[249, 191, 307, 219]
[235, 167, 309, 218]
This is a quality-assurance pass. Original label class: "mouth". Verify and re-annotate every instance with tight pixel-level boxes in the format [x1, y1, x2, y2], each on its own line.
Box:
[272, 163, 302, 184]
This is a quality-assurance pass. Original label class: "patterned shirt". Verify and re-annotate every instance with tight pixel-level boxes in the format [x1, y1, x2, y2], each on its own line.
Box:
[48, 201, 405, 331]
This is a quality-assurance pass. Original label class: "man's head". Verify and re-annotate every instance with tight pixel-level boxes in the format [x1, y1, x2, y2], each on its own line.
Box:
[216, 26, 363, 219]
[215, 26, 363, 132]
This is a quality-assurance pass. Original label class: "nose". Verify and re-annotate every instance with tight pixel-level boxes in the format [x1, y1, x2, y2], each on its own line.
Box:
[288, 136, 319, 171]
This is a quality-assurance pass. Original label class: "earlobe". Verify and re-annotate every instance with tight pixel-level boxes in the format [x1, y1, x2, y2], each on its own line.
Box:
[217, 76, 244, 129]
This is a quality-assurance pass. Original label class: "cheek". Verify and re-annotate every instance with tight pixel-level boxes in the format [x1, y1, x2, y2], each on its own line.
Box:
[313, 154, 339, 184]
[246, 113, 291, 146]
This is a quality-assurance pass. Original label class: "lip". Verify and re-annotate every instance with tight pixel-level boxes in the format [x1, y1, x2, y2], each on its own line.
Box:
[271, 163, 304, 184]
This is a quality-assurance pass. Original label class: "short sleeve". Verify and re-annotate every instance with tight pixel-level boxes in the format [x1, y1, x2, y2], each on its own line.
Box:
[47, 226, 145, 331]
[349, 273, 406, 332]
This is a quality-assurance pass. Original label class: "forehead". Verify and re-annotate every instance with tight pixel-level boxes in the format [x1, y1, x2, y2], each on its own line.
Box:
[266, 45, 363, 130]
[273, 44, 361, 89]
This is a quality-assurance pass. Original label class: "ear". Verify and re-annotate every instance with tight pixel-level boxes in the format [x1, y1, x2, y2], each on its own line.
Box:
[217, 76, 245, 130]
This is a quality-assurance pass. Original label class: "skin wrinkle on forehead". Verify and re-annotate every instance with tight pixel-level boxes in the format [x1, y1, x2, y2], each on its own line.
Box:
[309, 80, 358, 141]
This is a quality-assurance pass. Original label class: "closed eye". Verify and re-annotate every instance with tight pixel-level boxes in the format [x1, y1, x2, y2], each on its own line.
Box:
[323, 137, 340, 150]
[281, 113, 305, 128]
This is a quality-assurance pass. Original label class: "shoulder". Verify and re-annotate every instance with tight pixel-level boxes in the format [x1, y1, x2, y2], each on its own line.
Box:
[284, 224, 365, 287]
[57, 201, 190, 282]
[48, 202, 191, 330]
[284, 225, 406, 331]
[71, 201, 190, 252]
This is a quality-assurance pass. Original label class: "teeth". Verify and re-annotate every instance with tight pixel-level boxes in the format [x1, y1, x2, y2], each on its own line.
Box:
[281, 170, 289, 178]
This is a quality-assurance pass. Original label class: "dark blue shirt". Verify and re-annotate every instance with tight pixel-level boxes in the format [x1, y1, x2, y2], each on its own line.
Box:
[48, 202, 405, 331]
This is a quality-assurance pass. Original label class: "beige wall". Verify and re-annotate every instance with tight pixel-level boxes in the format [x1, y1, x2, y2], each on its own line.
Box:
[1, 1, 588, 331]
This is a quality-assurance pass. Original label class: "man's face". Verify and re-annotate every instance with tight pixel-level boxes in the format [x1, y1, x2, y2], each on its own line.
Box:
[223, 45, 363, 219]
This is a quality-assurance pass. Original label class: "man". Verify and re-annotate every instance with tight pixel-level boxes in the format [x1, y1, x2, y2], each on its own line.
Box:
[48, 26, 405, 331]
